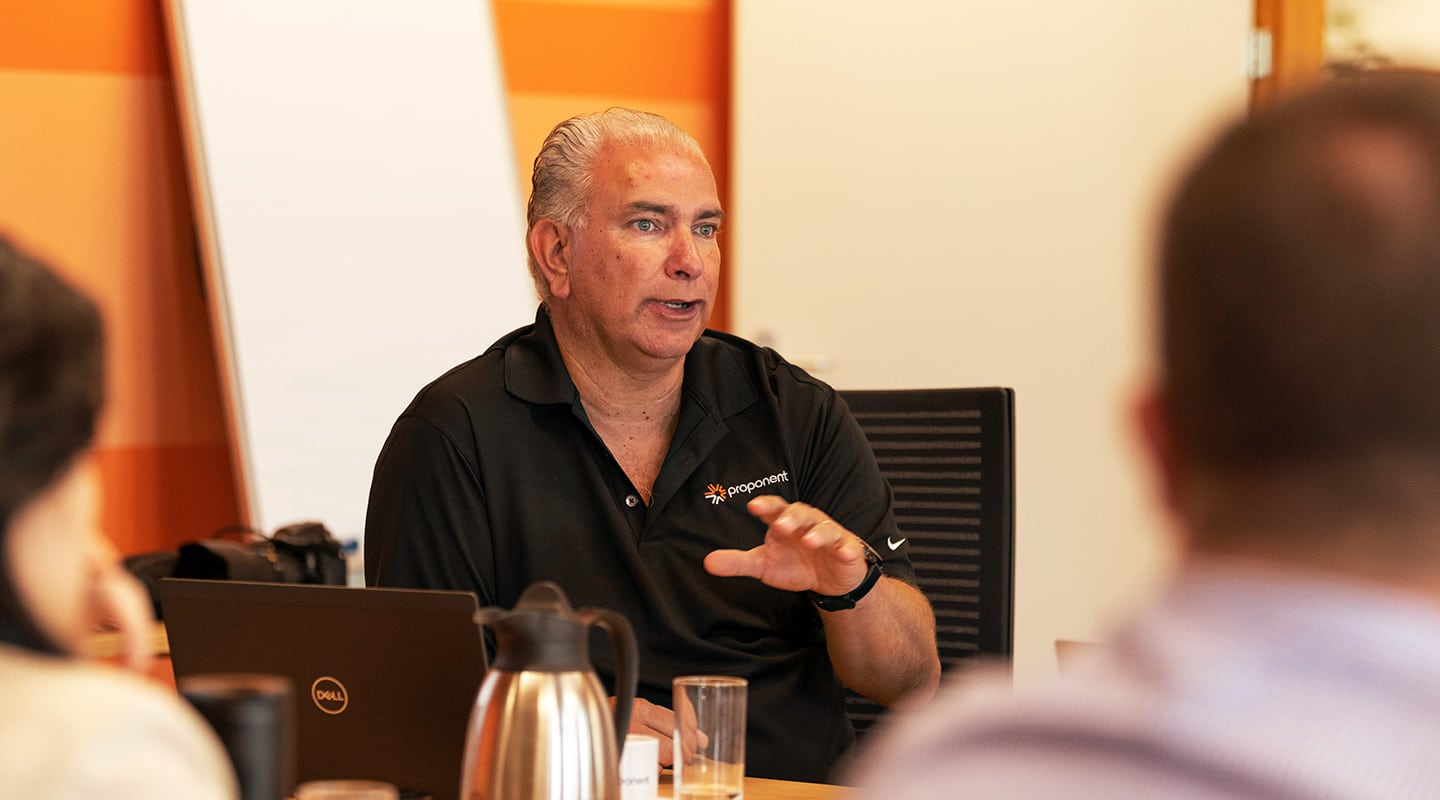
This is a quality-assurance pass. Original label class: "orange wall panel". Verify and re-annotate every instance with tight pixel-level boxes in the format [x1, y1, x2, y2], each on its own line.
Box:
[94, 444, 241, 554]
[0, 0, 239, 556]
[494, 1, 726, 102]
[0, 73, 229, 449]
[0, 0, 165, 76]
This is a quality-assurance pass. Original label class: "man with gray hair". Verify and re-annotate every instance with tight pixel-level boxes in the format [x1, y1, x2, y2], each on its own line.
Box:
[365, 108, 940, 782]
[851, 72, 1440, 798]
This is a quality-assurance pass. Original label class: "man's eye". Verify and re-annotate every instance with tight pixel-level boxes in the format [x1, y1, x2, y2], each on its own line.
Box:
[695, 224, 718, 237]
[634, 219, 657, 232]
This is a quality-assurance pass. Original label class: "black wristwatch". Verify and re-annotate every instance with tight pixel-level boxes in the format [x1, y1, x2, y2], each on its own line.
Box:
[808, 540, 884, 612]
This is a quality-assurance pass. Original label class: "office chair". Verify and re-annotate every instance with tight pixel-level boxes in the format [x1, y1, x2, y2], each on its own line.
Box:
[837, 387, 1016, 738]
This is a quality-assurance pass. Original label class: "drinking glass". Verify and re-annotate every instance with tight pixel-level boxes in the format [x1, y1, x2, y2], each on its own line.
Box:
[672, 676, 746, 800]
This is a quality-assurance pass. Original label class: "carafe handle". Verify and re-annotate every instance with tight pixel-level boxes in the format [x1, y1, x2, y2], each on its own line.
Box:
[581, 607, 638, 759]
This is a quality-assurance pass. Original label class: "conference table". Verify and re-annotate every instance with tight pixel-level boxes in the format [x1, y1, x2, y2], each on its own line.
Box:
[96, 627, 854, 799]
[658, 771, 850, 800]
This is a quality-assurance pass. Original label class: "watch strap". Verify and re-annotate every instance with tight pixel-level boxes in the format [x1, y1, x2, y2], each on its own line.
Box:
[808, 540, 884, 612]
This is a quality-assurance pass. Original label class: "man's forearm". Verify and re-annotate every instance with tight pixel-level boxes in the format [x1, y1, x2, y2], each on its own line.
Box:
[821, 577, 941, 707]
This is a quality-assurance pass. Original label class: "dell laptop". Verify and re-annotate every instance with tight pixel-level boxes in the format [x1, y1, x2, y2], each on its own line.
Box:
[160, 579, 486, 800]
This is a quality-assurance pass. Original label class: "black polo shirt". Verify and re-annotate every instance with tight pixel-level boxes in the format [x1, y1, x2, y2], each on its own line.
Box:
[364, 307, 914, 783]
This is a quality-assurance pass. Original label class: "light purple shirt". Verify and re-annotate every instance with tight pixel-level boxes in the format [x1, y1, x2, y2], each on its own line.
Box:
[850, 562, 1440, 799]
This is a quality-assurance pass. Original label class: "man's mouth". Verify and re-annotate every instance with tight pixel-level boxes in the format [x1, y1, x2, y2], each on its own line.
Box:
[661, 300, 697, 310]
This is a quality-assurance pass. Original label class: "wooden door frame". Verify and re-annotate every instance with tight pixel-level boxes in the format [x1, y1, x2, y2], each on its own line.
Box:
[1252, 0, 1327, 108]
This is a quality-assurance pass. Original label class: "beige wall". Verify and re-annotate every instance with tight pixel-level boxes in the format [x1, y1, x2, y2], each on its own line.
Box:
[1330, 0, 1440, 67]
[732, 1, 1250, 679]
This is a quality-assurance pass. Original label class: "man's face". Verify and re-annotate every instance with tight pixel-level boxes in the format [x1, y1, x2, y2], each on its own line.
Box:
[7, 458, 100, 654]
[552, 139, 723, 372]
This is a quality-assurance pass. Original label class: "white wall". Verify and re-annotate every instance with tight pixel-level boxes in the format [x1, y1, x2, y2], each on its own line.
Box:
[733, 1, 1250, 679]
[1330, 0, 1440, 67]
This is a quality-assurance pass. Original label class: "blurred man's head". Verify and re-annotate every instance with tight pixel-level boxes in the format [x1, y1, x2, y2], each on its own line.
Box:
[1150, 72, 1440, 559]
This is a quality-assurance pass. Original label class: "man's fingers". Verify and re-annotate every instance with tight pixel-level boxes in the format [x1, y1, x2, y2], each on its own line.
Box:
[627, 697, 677, 766]
[747, 496, 844, 548]
[673, 683, 705, 764]
[88, 561, 154, 672]
[745, 494, 789, 524]
[702, 548, 763, 578]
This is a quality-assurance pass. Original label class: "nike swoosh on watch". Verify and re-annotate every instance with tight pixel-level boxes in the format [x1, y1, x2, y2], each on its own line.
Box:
[886, 536, 907, 551]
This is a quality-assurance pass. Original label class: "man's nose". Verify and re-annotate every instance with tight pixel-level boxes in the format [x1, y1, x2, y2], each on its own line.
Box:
[666, 230, 705, 280]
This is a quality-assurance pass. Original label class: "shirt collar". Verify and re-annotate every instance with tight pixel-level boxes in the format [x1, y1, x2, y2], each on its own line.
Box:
[502, 305, 759, 418]
[682, 330, 761, 419]
[501, 306, 577, 405]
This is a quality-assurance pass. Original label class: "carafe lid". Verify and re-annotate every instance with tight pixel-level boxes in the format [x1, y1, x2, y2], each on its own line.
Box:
[476, 581, 596, 672]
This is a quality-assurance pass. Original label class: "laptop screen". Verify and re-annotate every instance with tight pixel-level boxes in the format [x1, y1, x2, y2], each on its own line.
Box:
[159, 579, 486, 800]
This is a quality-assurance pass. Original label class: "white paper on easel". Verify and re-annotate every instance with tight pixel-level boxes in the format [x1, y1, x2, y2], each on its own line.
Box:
[166, 0, 534, 542]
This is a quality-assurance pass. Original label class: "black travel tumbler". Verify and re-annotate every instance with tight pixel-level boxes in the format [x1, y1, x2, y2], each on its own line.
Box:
[180, 673, 295, 800]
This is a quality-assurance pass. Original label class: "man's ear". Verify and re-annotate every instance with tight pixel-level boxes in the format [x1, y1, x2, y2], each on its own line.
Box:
[528, 219, 573, 299]
[1132, 382, 1183, 515]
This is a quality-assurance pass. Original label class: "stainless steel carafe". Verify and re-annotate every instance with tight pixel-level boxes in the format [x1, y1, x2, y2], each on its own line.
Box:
[461, 581, 638, 800]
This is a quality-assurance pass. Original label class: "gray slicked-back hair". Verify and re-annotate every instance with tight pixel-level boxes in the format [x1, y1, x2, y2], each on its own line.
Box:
[525, 107, 707, 298]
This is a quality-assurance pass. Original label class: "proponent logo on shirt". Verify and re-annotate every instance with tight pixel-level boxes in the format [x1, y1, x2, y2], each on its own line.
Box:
[705, 470, 791, 504]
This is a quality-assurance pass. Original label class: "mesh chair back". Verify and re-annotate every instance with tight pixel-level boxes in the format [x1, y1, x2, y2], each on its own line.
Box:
[838, 387, 1016, 736]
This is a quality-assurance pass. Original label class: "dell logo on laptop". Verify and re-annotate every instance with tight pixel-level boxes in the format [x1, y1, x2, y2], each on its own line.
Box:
[311, 676, 349, 715]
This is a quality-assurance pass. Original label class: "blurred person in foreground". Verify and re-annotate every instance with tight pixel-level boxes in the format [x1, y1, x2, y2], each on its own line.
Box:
[0, 237, 236, 798]
[852, 72, 1440, 798]
[365, 107, 940, 782]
